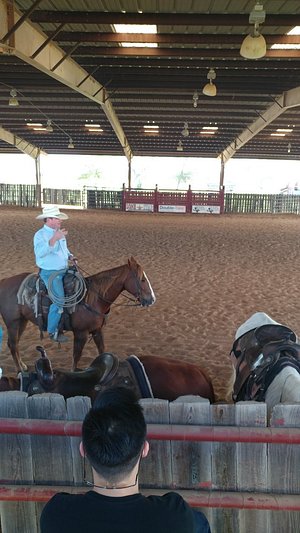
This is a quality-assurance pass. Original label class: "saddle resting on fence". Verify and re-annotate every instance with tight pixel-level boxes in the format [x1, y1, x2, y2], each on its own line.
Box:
[19, 348, 154, 402]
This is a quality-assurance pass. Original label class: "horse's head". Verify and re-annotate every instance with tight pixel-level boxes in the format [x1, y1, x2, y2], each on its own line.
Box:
[230, 320, 297, 402]
[125, 256, 156, 307]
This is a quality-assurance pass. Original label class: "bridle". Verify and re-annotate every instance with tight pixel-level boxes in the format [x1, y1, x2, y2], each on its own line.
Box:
[79, 264, 145, 308]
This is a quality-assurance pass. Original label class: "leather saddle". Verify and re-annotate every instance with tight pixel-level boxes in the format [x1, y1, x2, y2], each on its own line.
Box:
[17, 269, 81, 333]
[21, 348, 151, 402]
[233, 324, 300, 402]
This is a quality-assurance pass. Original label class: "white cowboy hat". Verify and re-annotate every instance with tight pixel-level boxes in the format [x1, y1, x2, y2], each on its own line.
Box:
[235, 312, 283, 341]
[36, 205, 68, 220]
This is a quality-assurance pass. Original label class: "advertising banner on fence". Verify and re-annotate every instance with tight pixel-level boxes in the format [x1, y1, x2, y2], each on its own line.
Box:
[125, 203, 154, 212]
[192, 205, 220, 214]
[158, 205, 186, 213]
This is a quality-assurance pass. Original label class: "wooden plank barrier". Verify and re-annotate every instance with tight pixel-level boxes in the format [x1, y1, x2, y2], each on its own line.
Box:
[0, 393, 299, 533]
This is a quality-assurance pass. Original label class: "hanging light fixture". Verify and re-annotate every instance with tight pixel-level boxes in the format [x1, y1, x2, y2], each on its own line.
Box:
[177, 140, 183, 152]
[287, 142, 291, 154]
[181, 121, 189, 137]
[68, 138, 74, 149]
[46, 119, 53, 132]
[8, 88, 19, 106]
[202, 69, 217, 97]
[192, 90, 199, 108]
[240, 2, 266, 59]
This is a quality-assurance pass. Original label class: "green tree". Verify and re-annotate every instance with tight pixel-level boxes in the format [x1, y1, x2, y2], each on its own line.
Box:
[132, 168, 144, 189]
[78, 168, 101, 182]
[175, 169, 192, 189]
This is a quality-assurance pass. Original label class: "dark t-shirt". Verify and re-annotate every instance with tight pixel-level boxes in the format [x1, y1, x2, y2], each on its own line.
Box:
[40, 490, 210, 533]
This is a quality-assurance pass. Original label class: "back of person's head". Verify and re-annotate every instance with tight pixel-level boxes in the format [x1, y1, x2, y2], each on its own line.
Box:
[82, 387, 147, 483]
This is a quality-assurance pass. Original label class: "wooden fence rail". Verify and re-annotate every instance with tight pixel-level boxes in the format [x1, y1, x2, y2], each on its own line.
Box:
[42, 188, 82, 206]
[1, 183, 300, 215]
[0, 184, 36, 207]
[0, 393, 299, 533]
[224, 193, 300, 214]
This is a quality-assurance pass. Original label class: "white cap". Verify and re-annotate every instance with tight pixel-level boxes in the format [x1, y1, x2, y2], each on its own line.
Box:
[235, 312, 282, 341]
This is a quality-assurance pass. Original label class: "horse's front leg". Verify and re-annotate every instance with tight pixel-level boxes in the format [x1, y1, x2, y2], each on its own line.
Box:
[72, 330, 89, 371]
[91, 327, 105, 355]
[7, 319, 28, 372]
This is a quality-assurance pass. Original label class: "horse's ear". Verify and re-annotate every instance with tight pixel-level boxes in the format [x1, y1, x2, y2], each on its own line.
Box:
[128, 256, 137, 268]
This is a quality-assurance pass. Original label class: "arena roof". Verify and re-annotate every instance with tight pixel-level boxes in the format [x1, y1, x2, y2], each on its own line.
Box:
[1, 0, 300, 161]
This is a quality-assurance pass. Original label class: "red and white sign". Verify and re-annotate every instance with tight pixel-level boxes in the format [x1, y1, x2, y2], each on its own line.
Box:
[158, 205, 186, 213]
[125, 203, 154, 212]
[192, 205, 220, 214]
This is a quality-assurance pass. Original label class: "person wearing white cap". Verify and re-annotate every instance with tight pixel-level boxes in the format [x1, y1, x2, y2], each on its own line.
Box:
[34, 206, 75, 343]
[230, 311, 300, 415]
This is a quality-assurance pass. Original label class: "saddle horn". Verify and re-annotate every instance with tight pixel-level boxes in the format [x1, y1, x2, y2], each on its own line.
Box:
[36, 345, 48, 358]
[35, 345, 54, 389]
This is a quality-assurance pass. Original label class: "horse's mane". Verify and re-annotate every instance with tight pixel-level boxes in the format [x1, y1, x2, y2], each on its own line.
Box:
[86, 263, 130, 298]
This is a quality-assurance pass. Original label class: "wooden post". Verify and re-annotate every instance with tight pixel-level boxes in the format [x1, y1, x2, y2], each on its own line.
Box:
[269, 404, 300, 531]
[236, 402, 269, 532]
[66, 396, 91, 486]
[122, 183, 126, 211]
[211, 403, 239, 532]
[0, 392, 37, 533]
[139, 399, 172, 488]
[169, 397, 213, 527]
[27, 394, 74, 524]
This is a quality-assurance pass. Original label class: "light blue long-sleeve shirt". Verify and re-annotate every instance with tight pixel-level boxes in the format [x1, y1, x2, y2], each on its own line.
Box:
[34, 224, 71, 270]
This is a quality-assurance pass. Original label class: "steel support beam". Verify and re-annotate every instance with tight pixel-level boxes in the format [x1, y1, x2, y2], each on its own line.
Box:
[66, 46, 300, 59]
[30, 12, 300, 27]
[0, 0, 132, 161]
[35, 153, 42, 207]
[0, 126, 44, 158]
[220, 86, 300, 163]
[53, 32, 300, 46]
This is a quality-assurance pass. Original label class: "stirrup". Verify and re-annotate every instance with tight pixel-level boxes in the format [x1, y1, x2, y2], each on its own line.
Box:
[49, 332, 69, 343]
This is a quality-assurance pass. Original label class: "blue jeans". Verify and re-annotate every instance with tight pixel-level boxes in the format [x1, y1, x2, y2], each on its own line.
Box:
[40, 269, 66, 335]
[192, 510, 211, 533]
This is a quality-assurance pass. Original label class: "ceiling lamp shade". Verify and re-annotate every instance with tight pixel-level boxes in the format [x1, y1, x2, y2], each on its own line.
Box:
[68, 138, 74, 149]
[177, 140, 183, 152]
[46, 119, 53, 132]
[202, 68, 217, 97]
[240, 32, 266, 59]
[240, 2, 266, 59]
[181, 121, 189, 137]
[192, 90, 199, 108]
[8, 88, 19, 106]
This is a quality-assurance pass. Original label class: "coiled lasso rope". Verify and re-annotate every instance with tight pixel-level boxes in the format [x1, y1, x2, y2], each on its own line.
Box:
[47, 269, 87, 308]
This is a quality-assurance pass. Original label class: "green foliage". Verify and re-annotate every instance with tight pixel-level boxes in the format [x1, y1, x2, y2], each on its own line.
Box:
[78, 168, 101, 181]
[175, 169, 192, 189]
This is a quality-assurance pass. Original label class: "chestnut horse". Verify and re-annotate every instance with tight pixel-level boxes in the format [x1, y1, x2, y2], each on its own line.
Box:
[0, 348, 215, 403]
[0, 257, 155, 373]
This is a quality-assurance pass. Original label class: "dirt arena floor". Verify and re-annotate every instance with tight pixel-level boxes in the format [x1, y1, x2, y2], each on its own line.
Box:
[0, 206, 299, 401]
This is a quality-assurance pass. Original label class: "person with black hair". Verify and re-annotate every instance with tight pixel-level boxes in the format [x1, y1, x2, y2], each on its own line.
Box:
[40, 387, 211, 533]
